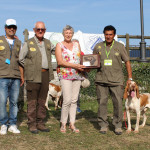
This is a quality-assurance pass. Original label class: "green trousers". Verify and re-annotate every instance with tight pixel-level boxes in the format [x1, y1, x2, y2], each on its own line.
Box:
[96, 84, 124, 129]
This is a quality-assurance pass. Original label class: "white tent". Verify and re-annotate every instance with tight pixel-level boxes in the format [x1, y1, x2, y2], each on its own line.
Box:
[29, 30, 118, 54]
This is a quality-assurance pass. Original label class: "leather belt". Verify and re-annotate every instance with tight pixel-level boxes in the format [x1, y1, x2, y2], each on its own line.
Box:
[42, 69, 49, 72]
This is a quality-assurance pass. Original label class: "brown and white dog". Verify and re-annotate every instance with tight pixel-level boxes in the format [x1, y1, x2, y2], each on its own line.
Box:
[124, 81, 150, 133]
[45, 83, 62, 110]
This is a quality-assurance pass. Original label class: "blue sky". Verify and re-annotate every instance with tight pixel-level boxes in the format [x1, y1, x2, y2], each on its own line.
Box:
[0, 0, 150, 45]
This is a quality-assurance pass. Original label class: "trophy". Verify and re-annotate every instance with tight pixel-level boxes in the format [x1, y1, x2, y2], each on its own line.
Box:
[80, 54, 100, 68]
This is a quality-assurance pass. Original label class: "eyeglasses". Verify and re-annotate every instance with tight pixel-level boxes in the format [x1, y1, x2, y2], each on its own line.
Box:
[6, 25, 17, 30]
[35, 28, 46, 32]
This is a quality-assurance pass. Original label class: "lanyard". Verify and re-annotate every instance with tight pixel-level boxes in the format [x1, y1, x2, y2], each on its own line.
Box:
[104, 40, 114, 59]
[5, 35, 15, 50]
[5, 35, 15, 59]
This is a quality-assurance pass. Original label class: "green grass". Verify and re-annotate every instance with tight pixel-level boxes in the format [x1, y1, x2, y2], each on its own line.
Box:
[0, 97, 150, 150]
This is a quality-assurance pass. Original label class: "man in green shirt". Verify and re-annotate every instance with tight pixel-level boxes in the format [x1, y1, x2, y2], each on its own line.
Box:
[93, 25, 132, 135]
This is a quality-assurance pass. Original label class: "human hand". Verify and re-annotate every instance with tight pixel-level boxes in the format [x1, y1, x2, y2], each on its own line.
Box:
[75, 64, 85, 71]
[20, 76, 24, 86]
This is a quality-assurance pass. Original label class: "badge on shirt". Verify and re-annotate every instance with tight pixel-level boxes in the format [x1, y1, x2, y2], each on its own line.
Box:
[0, 46, 5, 50]
[0, 40, 3, 43]
[98, 46, 101, 49]
[29, 41, 34, 45]
[114, 48, 119, 52]
[30, 47, 36, 51]
[115, 52, 119, 56]
[104, 59, 112, 66]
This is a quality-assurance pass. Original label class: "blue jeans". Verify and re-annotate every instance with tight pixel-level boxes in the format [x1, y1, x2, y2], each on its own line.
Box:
[0, 78, 20, 126]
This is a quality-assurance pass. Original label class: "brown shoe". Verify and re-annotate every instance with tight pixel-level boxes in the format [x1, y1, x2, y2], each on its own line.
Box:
[99, 127, 107, 134]
[37, 124, 50, 132]
[115, 128, 122, 135]
[29, 126, 38, 134]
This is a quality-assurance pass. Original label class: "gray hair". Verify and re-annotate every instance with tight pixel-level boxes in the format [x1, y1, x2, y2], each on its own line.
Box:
[62, 25, 74, 35]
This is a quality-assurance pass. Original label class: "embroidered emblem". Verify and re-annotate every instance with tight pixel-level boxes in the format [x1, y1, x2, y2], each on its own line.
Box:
[0, 40, 3, 43]
[115, 52, 119, 56]
[29, 41, 34, 45]
[30, 47, 36, 51]
[98, 46, 101, 49]
[114, 49, 119, 52]
[0, 46, 5, 50]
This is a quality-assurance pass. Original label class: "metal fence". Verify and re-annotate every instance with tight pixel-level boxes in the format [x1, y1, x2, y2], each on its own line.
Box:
[118, 34, 150, 61]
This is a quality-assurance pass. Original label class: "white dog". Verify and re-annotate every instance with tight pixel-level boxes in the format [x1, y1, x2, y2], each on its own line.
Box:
[45, 82, 62, 110]
[124, 81, 150, 133]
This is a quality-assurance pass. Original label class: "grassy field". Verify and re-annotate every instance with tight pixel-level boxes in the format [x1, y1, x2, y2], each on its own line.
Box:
[0, 96, 150, 150]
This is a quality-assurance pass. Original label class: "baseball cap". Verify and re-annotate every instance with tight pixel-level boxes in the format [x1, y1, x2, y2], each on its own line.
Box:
[5, 19, 17, 27]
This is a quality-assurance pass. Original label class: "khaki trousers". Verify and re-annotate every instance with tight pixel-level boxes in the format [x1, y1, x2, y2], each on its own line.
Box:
[96, 84, 124, 129]
[60, 79, 81, 124]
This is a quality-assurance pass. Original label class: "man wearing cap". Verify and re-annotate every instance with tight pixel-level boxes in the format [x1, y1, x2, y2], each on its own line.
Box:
[0, 19, 23, 135]
[19, 21, 54, 134]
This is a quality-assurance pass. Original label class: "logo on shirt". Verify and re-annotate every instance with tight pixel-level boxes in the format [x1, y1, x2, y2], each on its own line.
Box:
[29, 41, 34, 45]
[114, 49, 119, 52]
[115, 52, 119, 56]
[98, 46, 101, 49]
[0, 46, 5, 50]
[30, 47, 36, 51]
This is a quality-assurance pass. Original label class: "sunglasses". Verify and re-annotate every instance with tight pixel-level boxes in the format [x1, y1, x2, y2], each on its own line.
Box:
[6, 25, 17, 30]
[35, 28, 46, 32]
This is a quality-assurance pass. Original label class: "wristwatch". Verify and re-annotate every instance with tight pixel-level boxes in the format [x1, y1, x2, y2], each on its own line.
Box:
[128, 78, 133, 81]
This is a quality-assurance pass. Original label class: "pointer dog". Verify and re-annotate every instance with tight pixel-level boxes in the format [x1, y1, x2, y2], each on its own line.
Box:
[45, 83, 62, 110]
[124, 81, 150, 133]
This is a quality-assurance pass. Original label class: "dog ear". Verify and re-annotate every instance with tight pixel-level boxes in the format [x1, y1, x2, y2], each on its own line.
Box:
[136, 84, 140, 98]
[123, 85, 128, 99]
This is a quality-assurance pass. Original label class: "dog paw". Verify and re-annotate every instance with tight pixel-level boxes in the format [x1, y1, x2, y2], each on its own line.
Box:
[134, 130, 139, 133]
[139, 125, 144, 128]
[126, 130, 131, 134]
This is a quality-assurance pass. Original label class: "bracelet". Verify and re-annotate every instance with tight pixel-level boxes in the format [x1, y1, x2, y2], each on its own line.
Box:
[128, 78, 133, 81]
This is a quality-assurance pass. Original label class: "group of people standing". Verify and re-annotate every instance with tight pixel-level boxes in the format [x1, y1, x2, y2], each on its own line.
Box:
[0, 18, 132, 135]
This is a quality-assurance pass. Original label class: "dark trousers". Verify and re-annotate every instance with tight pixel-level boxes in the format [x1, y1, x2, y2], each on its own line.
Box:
[26, 71, 49, 128]
[96, 84, 124, 129]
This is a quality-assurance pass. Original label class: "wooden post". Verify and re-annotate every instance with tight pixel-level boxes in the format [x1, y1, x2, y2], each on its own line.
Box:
[126, 33, 130, 56]
[23, 29, 29, 42]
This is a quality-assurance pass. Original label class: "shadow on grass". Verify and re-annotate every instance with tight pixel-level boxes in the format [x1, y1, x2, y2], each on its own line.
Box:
[76, 110, 117, 132]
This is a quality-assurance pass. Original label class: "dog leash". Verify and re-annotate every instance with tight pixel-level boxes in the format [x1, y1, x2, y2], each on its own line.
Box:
[124, 111, 128, 129]
[124, 111, 134, 131]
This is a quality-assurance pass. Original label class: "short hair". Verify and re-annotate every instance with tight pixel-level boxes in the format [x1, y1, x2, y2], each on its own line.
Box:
[62, 25, 74, 35]
[103, 25, 116, 35]
[34, 21, 45, 29]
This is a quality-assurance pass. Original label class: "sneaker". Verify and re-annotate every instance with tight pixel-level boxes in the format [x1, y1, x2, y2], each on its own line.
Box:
[8, 125, 20, 134]
[77, 107, 82, 113]
[0, 125, 7, 135]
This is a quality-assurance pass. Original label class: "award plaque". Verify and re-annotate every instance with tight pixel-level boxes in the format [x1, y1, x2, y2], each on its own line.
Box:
[80, 54, 100, 68]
